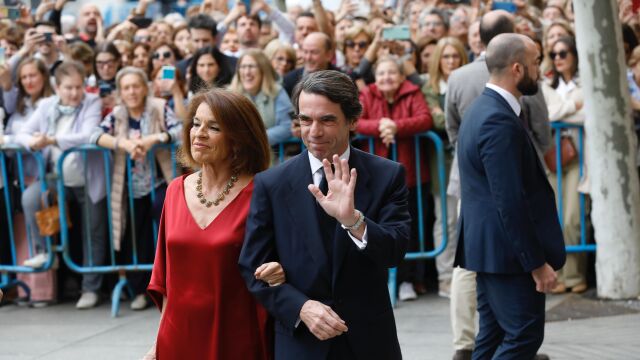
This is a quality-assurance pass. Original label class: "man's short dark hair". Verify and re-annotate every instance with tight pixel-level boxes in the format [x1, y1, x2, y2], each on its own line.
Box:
[297, 11, 316, 21]
[188, 14, 218, 38]
[479, 13, 514, 47]
[236, 14, 262, 28]
[292, 71, 362, 123]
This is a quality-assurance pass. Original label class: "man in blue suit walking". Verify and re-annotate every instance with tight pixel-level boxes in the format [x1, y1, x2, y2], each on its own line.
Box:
[239, 70, 410, 360]
[455, 33, 566, 360]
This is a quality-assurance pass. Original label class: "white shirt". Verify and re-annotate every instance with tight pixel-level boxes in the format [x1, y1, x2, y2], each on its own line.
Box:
[486, 83, 522, 117]
[555, 77, 577, 98]
[307, 147, 367, 250]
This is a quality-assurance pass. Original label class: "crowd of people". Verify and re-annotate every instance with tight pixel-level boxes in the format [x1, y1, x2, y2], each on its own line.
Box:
[0, 0, 639, 358]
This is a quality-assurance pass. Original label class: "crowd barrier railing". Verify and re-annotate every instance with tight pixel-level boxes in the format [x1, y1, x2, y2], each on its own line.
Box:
[2, 126, 593, 311]
[55, 143, 178, 317]
[0, 145, 54, 300]
[550, 122, 595, 253]
[352, 132, 449, 307]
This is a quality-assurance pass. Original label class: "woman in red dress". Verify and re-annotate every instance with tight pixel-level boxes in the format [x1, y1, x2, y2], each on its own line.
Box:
[145, 89, 284, 359]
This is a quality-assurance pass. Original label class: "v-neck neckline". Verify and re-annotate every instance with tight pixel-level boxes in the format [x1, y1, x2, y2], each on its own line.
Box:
[181, 175, 253, 231]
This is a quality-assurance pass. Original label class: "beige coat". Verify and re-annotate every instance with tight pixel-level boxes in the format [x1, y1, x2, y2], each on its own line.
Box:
[541, 79, 590, 193]
[110, 98, 176, 250]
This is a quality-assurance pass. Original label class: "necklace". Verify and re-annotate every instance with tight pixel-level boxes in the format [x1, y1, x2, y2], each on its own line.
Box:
[196, 171, 239, 208]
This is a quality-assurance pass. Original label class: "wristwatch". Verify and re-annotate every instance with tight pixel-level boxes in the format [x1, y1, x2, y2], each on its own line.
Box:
[341, 209, 365, 231]
[157, 132, 170, 143]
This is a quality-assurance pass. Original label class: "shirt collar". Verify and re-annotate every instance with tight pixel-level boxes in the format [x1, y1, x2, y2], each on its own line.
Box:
[308, 146, 351, 176]
[486, 83, 522, 116]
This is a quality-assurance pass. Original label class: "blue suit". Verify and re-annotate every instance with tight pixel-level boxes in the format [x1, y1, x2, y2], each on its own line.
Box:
[239, 147, 410, 360]
[455, 88, 566, 359]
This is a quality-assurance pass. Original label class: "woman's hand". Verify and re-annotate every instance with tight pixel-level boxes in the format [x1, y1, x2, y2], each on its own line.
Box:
[0, 65, 12, 92]
[120, 138, 145, 161]
[255, 262, 286, 286]
[378, 118, 397, 147]
[29, 133, 55, 150]
[141, 343, 156, 360]
[290, 119, 301, 138]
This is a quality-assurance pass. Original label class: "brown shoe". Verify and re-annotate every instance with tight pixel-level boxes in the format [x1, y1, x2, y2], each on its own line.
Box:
[551, 282, 567, 294]
[534, 353, 551, 360]
[452, 349, 472, 360]
[570, 283, 587, 293]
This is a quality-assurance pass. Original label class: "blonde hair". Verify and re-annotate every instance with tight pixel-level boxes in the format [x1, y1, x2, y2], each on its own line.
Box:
[341, 25, 372, 54]
[229, 50, 279, 98]
[428, 37, 468, 94]
[264, 39, 296, 64]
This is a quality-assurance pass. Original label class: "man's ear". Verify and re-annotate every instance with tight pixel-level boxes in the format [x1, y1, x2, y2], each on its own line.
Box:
[349, 118, 358, 131]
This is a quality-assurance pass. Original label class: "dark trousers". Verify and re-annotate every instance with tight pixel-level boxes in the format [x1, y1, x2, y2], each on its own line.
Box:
[119, 184, 166, 295]
[472, 272, 545, 360]
[327, 334, 355, 360]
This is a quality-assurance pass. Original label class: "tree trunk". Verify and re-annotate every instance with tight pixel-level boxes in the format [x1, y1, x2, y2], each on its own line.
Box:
[573, 0, 640, 299]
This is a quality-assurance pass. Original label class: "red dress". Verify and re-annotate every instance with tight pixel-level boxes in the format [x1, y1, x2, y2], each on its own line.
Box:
[148, 176, 272, 360]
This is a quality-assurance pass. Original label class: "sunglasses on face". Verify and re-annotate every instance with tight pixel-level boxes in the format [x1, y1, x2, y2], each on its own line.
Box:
[345, 40, 368, 49]
[549, 50, 569, 60]
[153, 51, 172, 60]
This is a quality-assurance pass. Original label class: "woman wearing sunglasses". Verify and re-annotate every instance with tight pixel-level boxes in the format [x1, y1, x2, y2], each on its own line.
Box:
[150, 42, 182, 74]
[339, 25, 375, 90]
[94, 42, 122, 117]
[541, 35, 587, 295]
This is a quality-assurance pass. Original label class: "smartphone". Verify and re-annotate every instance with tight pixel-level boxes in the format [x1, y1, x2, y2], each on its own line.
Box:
[382, 25, 410, 41]
[43, 32, 54, 43]
[161, 65, 176, 80]
[492, 1, 517, 13]
[445, 0, 470, 4]
[242, 0, 251, 15]
[130, 17, 153, 29]
[98, 81, 113, 98]
[0, 48, 5, 66]
[0, 6, 21, 20]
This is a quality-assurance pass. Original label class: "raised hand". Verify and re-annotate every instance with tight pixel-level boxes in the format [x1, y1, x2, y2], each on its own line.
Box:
[308, 155, 358, 226]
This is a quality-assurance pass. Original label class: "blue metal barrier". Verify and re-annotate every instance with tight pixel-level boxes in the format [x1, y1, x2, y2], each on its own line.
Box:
[551, 122, 595, 253]
[351, 132, 449, 307]
[56, 143, 178, 316]
[0, 145, 55, 300]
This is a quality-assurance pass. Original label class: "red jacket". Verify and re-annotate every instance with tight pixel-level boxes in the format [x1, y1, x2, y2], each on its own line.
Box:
[357, 80, 433, 187]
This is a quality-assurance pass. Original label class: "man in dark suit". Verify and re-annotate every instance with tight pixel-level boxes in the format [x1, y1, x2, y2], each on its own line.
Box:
[239, 70, 410, 360]
[455, 33, 566, 360]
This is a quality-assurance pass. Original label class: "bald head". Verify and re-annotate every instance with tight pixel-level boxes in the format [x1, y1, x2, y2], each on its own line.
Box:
[302, 32, 334, 72]
[486, 33, 536, 76]
[78, 4, 101, 36]
[479, 10, 515, 46]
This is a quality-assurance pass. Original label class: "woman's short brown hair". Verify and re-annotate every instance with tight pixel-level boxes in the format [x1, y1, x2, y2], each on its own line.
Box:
[181, 89, 270, 175]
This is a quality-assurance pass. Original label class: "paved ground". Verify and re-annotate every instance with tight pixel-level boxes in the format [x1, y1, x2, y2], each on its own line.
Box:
[1, 292, 639, 359]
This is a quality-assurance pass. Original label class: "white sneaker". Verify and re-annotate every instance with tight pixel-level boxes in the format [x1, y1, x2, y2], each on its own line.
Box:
[76, 291, 99, 309]
[130, 294, 149, 311]
[399, 281, 418, 301]
[438, 279, 452, 298]
[23, 253, 49, 268]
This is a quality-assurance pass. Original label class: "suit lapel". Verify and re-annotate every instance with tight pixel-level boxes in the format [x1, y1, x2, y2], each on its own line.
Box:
[332, 148, 373, 288]
[484, 88, 548, 176]
[284, 151, 331, 282]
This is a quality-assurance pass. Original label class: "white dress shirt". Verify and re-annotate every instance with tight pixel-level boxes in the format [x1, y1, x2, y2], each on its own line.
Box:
[307, 147, 368, 250]
[486, 83, 522, 117]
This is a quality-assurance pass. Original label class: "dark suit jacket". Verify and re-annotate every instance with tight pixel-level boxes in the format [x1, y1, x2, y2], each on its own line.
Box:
[455, 88, 566, 274]
[239, 147, 410, 360]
